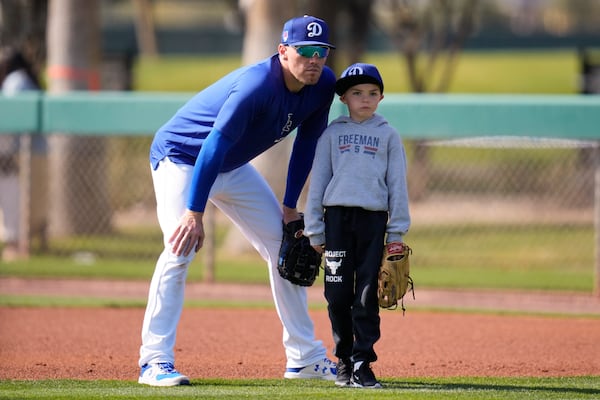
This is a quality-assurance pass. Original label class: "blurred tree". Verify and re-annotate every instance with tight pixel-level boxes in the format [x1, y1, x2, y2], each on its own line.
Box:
[241, 0, 293, 65]
[564, 0, 600, 34]
[375, 0, 479, 93]
[374, 0, 479, 201]
[306, 0, 374, 73]
[46, 0, 111, 236]
[132, 0, 158, 57]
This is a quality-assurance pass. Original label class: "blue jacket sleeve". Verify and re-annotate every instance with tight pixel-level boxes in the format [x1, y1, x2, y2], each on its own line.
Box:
[282, 105, 329, 209]
[283, 135, 318, 209]
[187, 128, 234, 212]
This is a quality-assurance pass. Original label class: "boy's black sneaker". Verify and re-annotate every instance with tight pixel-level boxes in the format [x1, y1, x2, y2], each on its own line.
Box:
[351, 361, 382, 389]
[335, 358, 352, 387]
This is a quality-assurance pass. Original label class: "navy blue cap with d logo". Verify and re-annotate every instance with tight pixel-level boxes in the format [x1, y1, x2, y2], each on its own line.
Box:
[281, 15, 336, 49]
[335, 63, 384, 95]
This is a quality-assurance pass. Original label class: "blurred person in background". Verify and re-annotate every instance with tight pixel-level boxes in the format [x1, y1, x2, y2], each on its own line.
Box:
[0, 46, 41, 261]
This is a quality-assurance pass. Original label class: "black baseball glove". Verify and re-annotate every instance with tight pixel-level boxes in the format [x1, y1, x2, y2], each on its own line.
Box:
[277, 216, 322, 287]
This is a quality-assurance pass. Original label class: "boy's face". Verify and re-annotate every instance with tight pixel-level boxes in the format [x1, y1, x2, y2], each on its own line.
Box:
[340, 83, 383, 122]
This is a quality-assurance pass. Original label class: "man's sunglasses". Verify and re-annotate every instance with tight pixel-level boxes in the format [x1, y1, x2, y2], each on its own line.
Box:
[293, 45, 329, 59]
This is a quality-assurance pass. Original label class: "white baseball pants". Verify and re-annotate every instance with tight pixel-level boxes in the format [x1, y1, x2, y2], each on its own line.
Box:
[139, 157, 326, 368]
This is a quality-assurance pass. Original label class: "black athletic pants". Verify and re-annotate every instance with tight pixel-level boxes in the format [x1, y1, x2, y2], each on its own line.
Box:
[323, 206, 388, 364]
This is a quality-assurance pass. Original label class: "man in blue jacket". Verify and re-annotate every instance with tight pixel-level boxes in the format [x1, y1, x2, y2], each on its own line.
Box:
[138, 15, 338, 386]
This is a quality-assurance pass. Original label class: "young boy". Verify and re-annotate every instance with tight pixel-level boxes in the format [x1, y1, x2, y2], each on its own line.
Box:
[304, 63, 411, 388]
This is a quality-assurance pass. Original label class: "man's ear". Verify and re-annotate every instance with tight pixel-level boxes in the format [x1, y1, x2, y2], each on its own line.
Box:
[278, 44, 288, 59]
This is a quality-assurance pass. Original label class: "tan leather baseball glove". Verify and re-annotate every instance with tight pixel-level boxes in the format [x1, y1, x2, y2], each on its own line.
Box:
[377, 242, 414, 313]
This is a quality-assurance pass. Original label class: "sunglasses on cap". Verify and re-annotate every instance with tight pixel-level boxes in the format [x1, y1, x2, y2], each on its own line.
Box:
[293, 45, 329, 59]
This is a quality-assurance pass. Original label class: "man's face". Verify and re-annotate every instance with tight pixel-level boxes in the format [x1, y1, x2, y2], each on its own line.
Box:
[279, 44, 329, 90]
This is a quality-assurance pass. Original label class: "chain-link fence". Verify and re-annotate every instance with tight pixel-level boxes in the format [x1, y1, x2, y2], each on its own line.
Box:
[405, 138, 597, 285]
[6, 135, 598, 253]
[2, 133, 599, 291]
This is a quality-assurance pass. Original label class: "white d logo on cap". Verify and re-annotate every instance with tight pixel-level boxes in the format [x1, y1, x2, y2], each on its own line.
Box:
[347, 66, 364, 76]
[306, 22, 323, 38]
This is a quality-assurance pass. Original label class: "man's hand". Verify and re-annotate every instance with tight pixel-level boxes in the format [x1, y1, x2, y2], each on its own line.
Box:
[169, 210, 205, 256]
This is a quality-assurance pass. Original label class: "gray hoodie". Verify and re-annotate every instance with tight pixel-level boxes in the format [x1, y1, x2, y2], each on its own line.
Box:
[305, 113, 411, 246]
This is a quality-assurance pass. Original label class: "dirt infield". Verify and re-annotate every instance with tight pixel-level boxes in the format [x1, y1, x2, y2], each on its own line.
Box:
[1, 305, 600, 380]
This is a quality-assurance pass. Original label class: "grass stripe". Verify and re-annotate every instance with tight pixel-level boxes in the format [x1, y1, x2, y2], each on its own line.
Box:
[1, 377, 599, 400]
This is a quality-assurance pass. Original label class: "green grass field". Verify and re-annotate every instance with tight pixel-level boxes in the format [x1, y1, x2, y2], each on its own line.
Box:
[1, 222, 594, 293]
[1, 376, 599, 400]
[133, 49, 580, 94]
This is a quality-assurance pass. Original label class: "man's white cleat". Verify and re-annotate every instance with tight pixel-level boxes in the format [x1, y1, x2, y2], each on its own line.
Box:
[138, 362, 190, 386]
[283, 357, 337, 381]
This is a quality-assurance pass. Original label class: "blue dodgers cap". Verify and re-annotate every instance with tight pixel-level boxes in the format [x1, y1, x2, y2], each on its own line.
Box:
[335, 63, 384, 95]
[281, 15, 335, 49]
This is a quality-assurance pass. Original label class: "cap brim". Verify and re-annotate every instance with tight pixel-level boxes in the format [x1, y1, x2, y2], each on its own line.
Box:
[289, 40, 336, 49]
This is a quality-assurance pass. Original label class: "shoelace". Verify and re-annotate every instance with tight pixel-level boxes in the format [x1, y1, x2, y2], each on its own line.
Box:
[156, 362, 177, 373]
